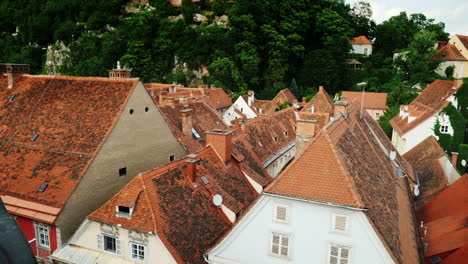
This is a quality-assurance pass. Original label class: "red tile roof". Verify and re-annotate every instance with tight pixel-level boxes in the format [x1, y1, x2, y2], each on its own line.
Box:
[297, 112, 330, 133]
[390, 80, 462, 136]
[240, 95, 276, 115]
[431, 45, 467, 61]
[441, 243, 468, 264]
[207, 88, 232, 109]
[272, 88, 296, 106]
[403, 136, 448, 201]
[301, 86, 335, 114]
[456, 34, 468, 52]
[88, 146, 260, 263]
[340, 91, 388, 110]
[0, 75, 138, 211]
[350, 35, 373, 45]
[267, 101, 420, 263]
[422, 215, 468, 257]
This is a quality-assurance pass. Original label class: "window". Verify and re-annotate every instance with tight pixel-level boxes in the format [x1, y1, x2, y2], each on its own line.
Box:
[130, 243, 146, 262]
[118, 206, 130, 214]
[119, 167, 127, 177]
[271, 233, 289, 258]
[328, 244, 350, 264]
[97, 234, 121, 254]
[430, 256, 442, 263]
[332, 214, 349, 233]
[440, 125, 449, 133]
[284, 131, 288, 136]
[144, 107, 149, 112]
[169, 155, 175, 162]
[274, 204, 289, 223]
[376, 113, 380, 118]
[130, 109, 134, 115]
[363, 48, 368, 55]
[35, 224, 50, 249]
[273, 137, 278, 142]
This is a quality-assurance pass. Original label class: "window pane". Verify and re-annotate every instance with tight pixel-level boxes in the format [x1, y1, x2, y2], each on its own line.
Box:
[341, 248, 349, 258]
[330, 256, 338, 264]
[281, 245, 288, 256]
[281, 236, 289, 246]
[340, 258, 349, 264]
[272, 244, 279, 254]
[272, 235, 280, 244]
[104, 236, 116, 252]
[330, 246, 339, 256]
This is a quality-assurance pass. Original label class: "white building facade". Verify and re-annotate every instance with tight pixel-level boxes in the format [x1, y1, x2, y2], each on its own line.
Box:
[207, 194, 394, 264]
[223, 96, 258, 125]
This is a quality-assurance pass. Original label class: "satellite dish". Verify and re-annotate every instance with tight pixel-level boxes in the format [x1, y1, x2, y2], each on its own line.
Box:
[462, 159, 467, 167]
[414, 185, 420, 196]
[389, 151, 397, 161]
[397, 167, 403, 177]
[213, 194, 223, 207]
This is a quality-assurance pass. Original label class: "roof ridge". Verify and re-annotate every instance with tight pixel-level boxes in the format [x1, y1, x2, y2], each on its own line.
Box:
[22, 74, 140, 82]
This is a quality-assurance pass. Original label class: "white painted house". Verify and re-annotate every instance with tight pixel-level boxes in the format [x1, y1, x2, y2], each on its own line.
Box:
[223, 91, 275, 125]
[207, 101, 421, 264]
[390, 79, 463, 154]
[349, 36, 373, 56]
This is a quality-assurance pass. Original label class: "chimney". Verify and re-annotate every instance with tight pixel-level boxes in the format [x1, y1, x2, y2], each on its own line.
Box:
[1, 64, 29, 89]
[186, 159, 198, 182]
[167, 97, 176, 108]
[454, 78, 463, 88]
[206, 130, 232, 163]
[180, 96, 190, 107]
[108, 61, 131, 79]
[247, 91, 254, 106]
[334, 101, 349, 117]
[210, 84, 217, 89]
[302, 97, 307, 103]
[451, 152, 459, 167]
[296, 119, 316, 154]
[181, 109, 193, 139]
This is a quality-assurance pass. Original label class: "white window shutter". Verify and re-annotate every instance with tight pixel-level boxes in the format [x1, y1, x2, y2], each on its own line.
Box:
[116, 239, 121, 255]
[97, 234, 103, 250]
[334, 215, 348, 232]
[276, 206, 287, 221]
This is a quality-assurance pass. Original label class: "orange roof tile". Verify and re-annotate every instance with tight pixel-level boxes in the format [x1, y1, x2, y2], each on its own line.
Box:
[268, 101, 419, 263]
[340, 91, 388, 110]
[441, 243, 468, 264]
[431, 45, 467, 61]
[301, 86, 335, 114]
[207, 88, 232, 109]
[390, 80, 462, 136]
[0, 75, 138, 211]
[403, 136, 448, 201]
[272, 88, 296, 106]
[349, 35, 373, 45]
[423, 215, 468, 257]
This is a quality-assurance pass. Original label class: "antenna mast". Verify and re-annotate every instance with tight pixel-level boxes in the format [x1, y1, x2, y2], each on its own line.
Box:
[360, 83, 365, 119]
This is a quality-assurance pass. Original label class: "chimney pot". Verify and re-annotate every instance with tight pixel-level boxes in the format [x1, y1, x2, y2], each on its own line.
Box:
[296, 119, 316, 154]
[206, 130, 232, 163]
[451, 152, 459, 167]
[334, 101, 349, 117]
[187, 159, 198, 182]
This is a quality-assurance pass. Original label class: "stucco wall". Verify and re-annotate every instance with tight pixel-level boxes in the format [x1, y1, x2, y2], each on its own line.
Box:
[351, 44, 372, 56]
[208, 195, 394, 264]
[435, 61, 468, 78]
[56, 82, 186, 242]
[265, 146, 295, 178]
[68, 220, 176, 264]
[451, 35, 468, 60]
[365, 108, 385, 120]
[223, 97, 257, 125]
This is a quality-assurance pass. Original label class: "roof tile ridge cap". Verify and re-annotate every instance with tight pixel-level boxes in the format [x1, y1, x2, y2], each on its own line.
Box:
[138, 174, 158, 233]
[264, 129, 327, 194]
[323, 128, 365, 208]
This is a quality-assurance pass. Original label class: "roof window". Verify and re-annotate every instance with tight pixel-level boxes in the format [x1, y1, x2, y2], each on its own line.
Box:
[273, 137, 278, 142]
[38, 183, 48, 192]
[9, 94, 16, 102]
[30, 134, 39, 141]
[201, 176, 210, 185]
[192, 128, 202, 139]
[119, 167, 127, 177]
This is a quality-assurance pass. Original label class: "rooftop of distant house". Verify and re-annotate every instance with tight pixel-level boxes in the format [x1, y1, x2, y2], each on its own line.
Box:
[430, 44, 467, 61]
[301, 86, 335, 114]
[455, 34, 468, 51]
[339, 91, 388, 110]
[390, 79, 463, 136]
[349, 35, 373, 45]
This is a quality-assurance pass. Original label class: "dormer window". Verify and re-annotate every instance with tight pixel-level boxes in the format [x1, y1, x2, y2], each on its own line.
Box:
[116, 204, 134, 219]
[284, 131, 288, 136]
[273, 137, 278, 142]
[118, 206, 130, 214]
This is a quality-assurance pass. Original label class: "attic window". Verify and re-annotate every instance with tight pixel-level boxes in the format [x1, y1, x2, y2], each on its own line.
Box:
[169, 155, 175, 161]
[145, 107, 149, 112]
[38, 183, 48, 192]
[192, 128, 202, 139]
[274, 204, 289, 223]
[332, 214, 349, 233]
[30, 134, 39, 141]
[273, 137, 278, 142]
[117, 206, 130, 214]
[119, 167, 127, 177]
[284, 131, 288, 136]
[9, 94, 16, 102]
[130, 109, 134, 115]
[440, 125, 448, 133]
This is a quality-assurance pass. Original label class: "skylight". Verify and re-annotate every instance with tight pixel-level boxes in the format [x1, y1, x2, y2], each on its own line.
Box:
[30, 134, 39, 141]
[38, 183, 48, 192]
[192, 128, 201, 139]
[201, 176, 210, 185]
[9, 95, 16, 102]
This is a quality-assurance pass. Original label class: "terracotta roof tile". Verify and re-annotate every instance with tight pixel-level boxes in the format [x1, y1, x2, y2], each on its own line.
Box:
[423, 215, 468, 257]
[206, 88, 232, 109]
[268, 101, 420, 263]
[349, 35, 373, 45]
[390, 80, 462, 136]
[272, 88, 296, 106]
[301, 86, 335, 114]
[431, 45, 467, 61]
[403, 136, 448, 201]
[441, 243, 468, 264]
[0, 75, 138, 211]
[340, 91, 388, 109]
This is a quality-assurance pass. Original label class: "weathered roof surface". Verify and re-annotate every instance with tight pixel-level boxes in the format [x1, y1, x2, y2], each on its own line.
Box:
[456, 34, 468, 51]
[301, 86, 335, 114]
[340, 91, 388, 110]
[0, 75, 138, 210]
[297, 111, 330, 133]
[240, 95, 276, 115]
[272, 88, 296, 106]
[206, 88, 232, 109]
[267, 101, 420, 263]
[390, 80, 462, 136]
[431, 44, 468, 61]
[422, 215, 468, 257]
[159, 101, 228, 152]
[441, 243, 468, 264]
[349, 35, 373, 45]
[88, 146, 260, 263]
[403, 136, 448, 201]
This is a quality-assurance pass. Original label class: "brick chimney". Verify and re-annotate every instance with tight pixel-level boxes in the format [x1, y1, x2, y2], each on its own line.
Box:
[296, 119, 316, 154]
[108, 61, 131, 79]
[181, 109, 193, 139]
[179, 96, 190, 107]
[334, 101, 349, 117]
[1, 64, 29, 89]
[167, 97, 176, 108]
[451, 152, 459, 167]
[247, 91, 254, 106]
[206, 130, 232, 163]
[186, 159, 198, 182]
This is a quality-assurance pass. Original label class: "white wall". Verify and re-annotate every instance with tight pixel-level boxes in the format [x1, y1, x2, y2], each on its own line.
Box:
[208, 195, 394, 264]
[265, 146, 296, 178]
[67, 220, 177, 264]
[351, 44, 373, 56]
[223, 97, 257, 125]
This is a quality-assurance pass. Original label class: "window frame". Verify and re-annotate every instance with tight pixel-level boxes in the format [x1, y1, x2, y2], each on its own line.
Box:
[103, 234, 117, 253]
[331, 213, 350, 234]
[440, 125, 449, 133]
[270, 232, 291, 259]
[273, 204, 290, 224]
[327, 243, 351, 264]
[130, 242, 147, 262]
[35, 223, 50, 249]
